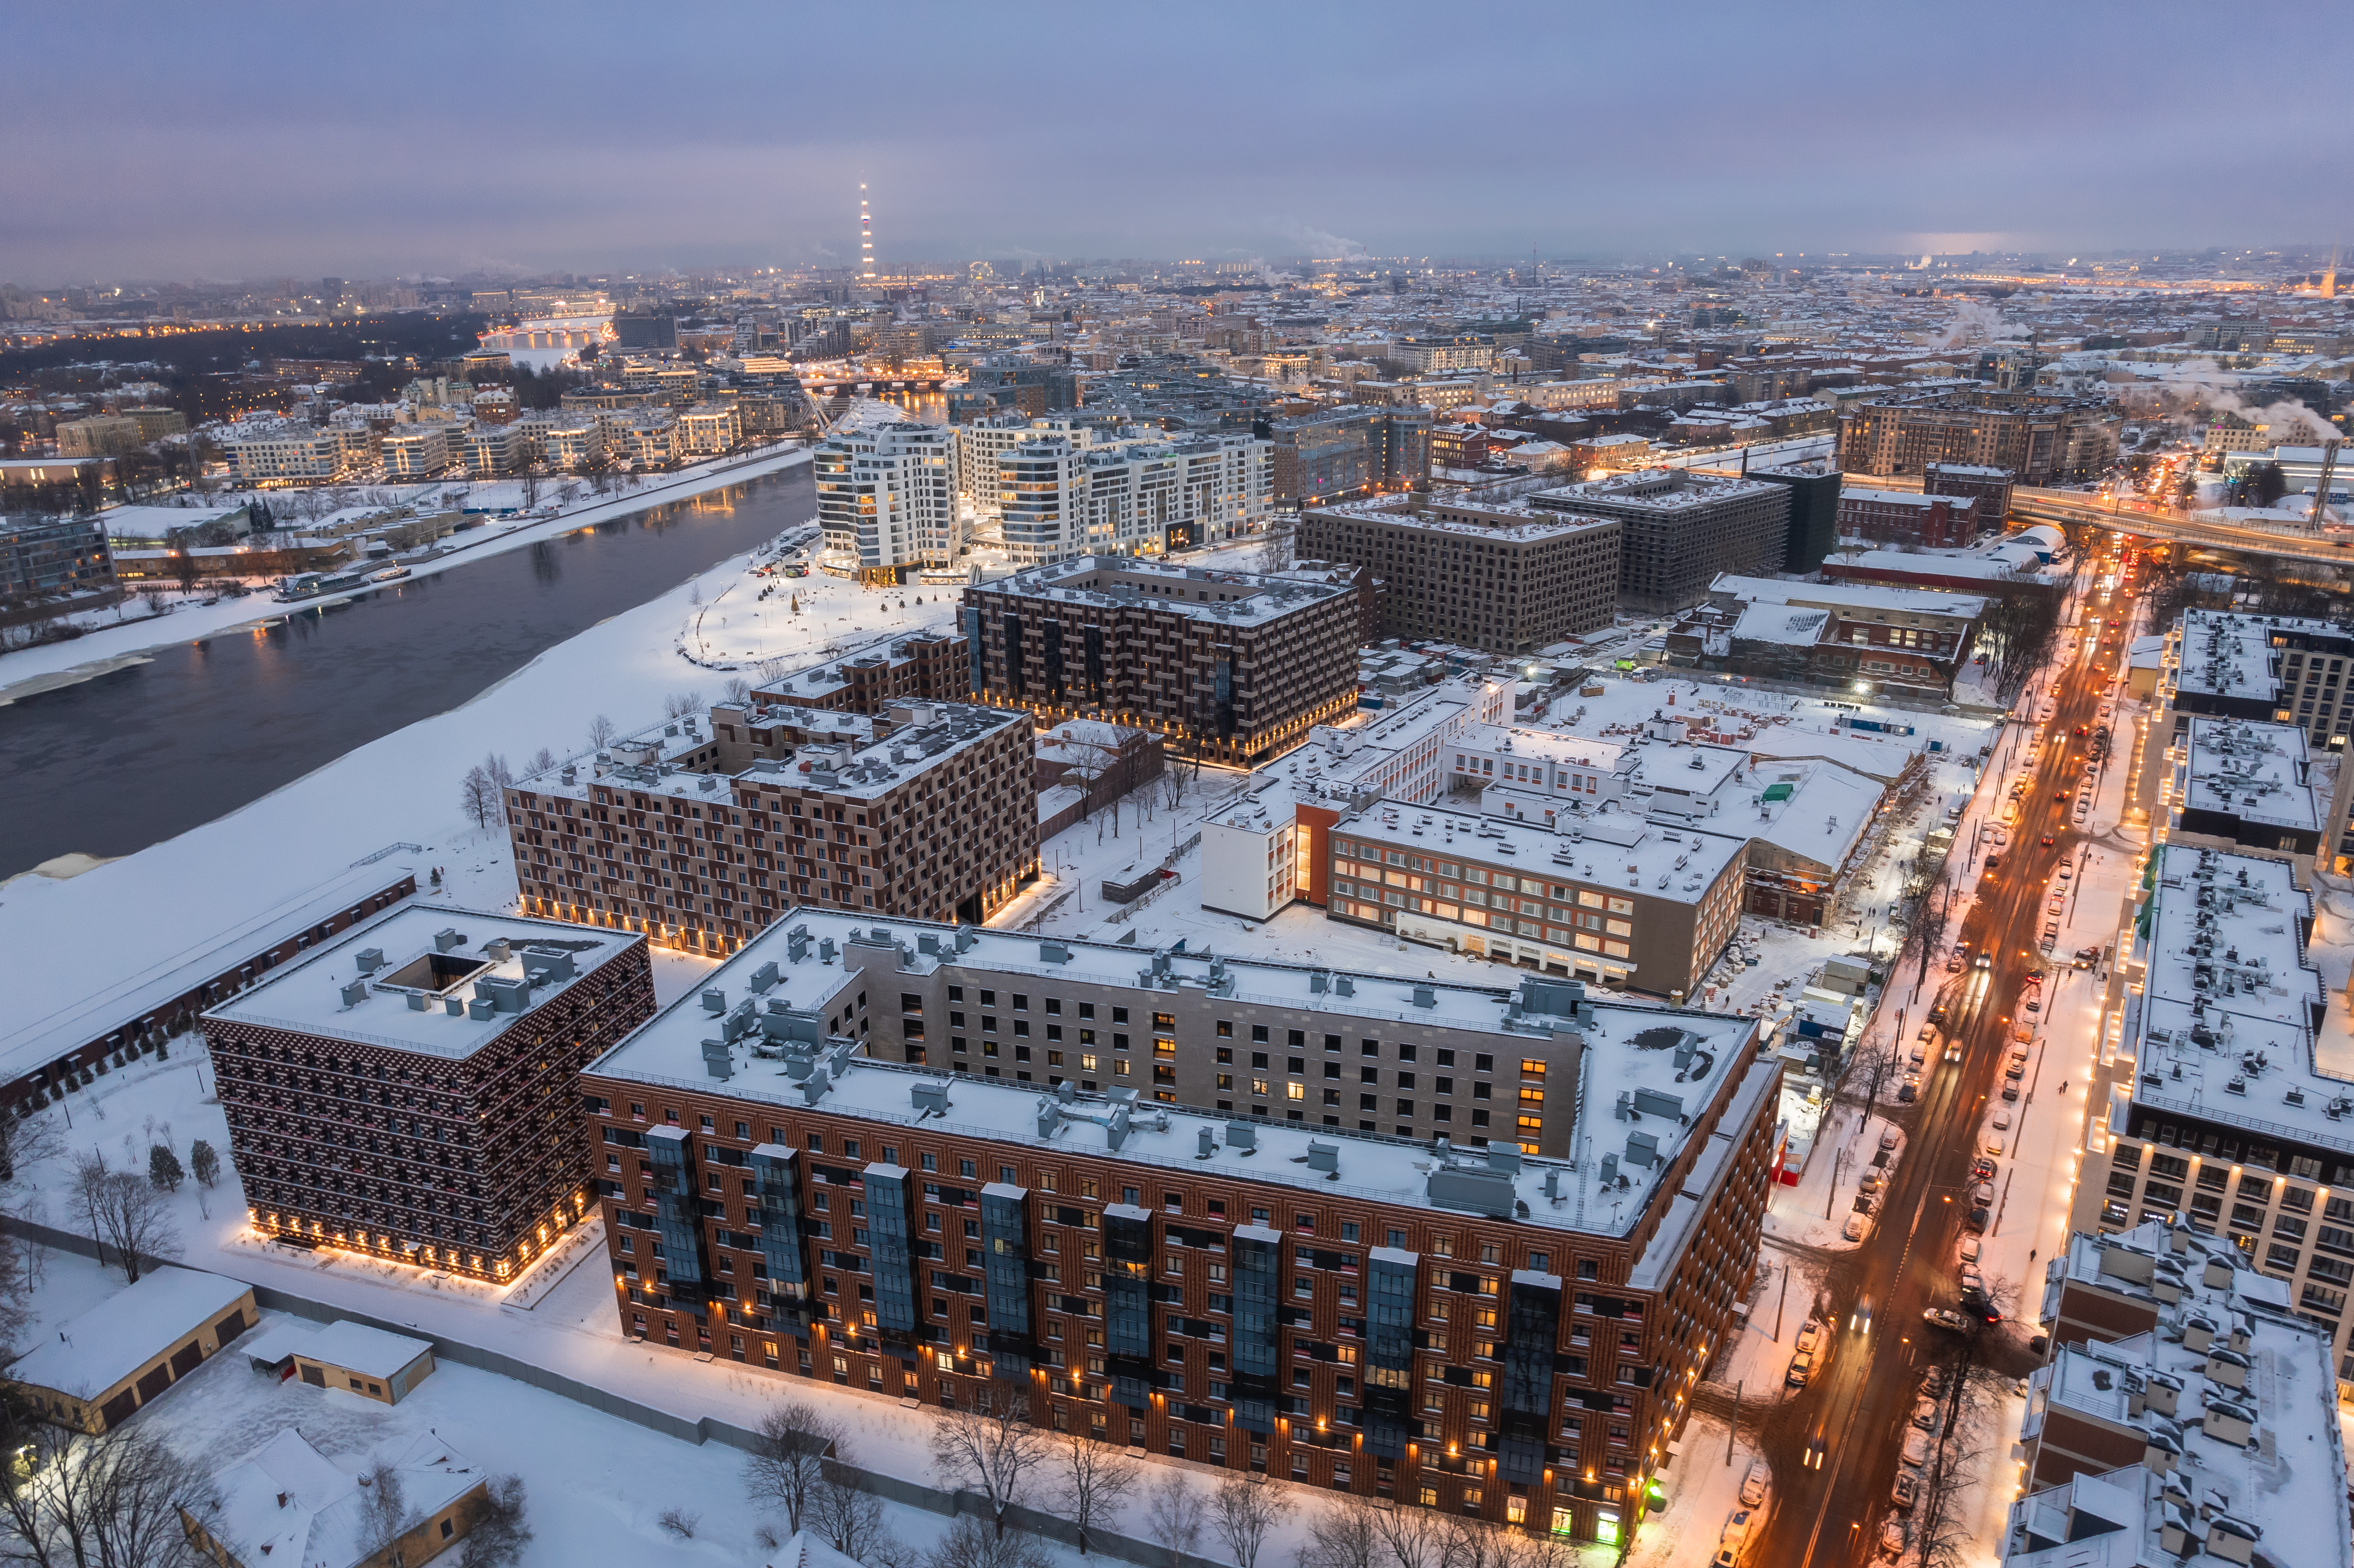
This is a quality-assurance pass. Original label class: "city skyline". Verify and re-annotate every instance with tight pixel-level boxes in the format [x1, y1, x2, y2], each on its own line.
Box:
[3, 3, 2344, 280]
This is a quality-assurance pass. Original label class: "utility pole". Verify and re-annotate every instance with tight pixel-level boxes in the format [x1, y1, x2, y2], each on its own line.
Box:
[1727, 1381, 1740, 1465]
[1775, 1270, 1789, 1341]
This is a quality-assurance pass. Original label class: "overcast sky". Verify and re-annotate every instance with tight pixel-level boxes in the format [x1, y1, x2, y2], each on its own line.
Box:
[5, 3, 2344, 282]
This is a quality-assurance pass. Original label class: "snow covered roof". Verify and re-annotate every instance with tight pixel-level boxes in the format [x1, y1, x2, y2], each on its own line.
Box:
[976, 554, 1352, 628]
[194, 1428, 482, 1568]
[204, 903, 637, 1061]
[1742, 758, 1883, 874]
[1709, 573, 1986, 622]
[2127, 845, 2335, 1148]
[238, 1321, 320, 1368]
[6, 1268, 251, 1398]
[2174, 717, 2316, 835]
[2013, 1219, 2347, 1568]
[582, 906, 1760, 1239]
[6, 864, 419, 1093]
[1343, 798, 1746, 909]
[302, 1321, 432, 1379]
[1728, 601, 1831, 646]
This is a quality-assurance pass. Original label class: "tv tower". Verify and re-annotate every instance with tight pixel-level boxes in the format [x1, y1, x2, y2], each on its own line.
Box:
[860, 184, 875, 283]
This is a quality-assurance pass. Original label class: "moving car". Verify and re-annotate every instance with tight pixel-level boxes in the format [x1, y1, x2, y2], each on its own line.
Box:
[1971, 1155, 1997, 1181]
[1974, 952, 1992, 969]
[1852, 1295, 1874, 1334]
[1944, 1041, 1963, 1064]
[2040, 834, 2056, 846]
[1984, 854, 2002, 873]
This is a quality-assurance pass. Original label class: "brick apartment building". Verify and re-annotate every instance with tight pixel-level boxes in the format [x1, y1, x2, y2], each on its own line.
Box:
[509, 695, 1038, 949]
[1529, 470, 1789, 614]
[202, 904, 657, 1281]
[579, 909, 1776, 1547]
[1836, 392, 2119, 486]
[746, 631, 968, 716]
[1921, 460, 2014, 524]
[1267, 407, 1432, 504]
[1297, 496, 1621, 657]
[1834, 486, 1977, 549]
[961, 556, 1361, 766]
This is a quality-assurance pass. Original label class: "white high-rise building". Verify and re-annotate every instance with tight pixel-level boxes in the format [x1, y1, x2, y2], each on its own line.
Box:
[994, 428, 1275, 564]
[814, 417, 958, 579]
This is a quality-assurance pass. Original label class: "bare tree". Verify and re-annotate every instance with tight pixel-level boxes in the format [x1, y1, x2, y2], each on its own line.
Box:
[1050, 1432, 1141, 1556]
[460, 765, 499, 831]
[745, 1396, 846, 1536]
[1213, 1471, 1291, 1568]
[722, 676, 752, 706]
[73, 1154, 179, 1282]
[1372, 1498, 1448, 1568]
[0, 1111, 62, 1187]
[928, 1393, 1049, 1536]
[461, 1474, 533, 1568]
[662, 689, 707, 720]
[1142, 1473, 1206, 1568]
[927, 1513, 1054, 1568]
[588, 713, 619, 750]
[1296, 1491, 1384, 1568]
[0, 1413, 217, 1568]
[1256, 515, 1297, 573]
[361, 1460, 417, 1566]
[807, 1465, 897, 1562]
[528, 746, 556, 775]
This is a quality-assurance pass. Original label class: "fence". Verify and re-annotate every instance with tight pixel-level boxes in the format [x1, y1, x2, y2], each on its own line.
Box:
[3, 1213, 1227, 1568]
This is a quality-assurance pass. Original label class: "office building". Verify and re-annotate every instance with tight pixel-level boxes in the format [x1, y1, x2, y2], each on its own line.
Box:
[1747, 459, 1841, 572]
[1661, 575, 1985, 701]
[1530, 470, 1790, 614]
[1196, 679, 1513, 922]
[1836, 392, 2119, 485]
[814, 418, 959, 580]
[202, 904, 658, 1282]
[579, 908, 1776, 1546]
[961, 556, 1361, 766]
[1296, 496, 1621, 657]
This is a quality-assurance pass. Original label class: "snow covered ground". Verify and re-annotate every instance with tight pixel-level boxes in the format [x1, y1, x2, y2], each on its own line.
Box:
[0, 445, 811, 704]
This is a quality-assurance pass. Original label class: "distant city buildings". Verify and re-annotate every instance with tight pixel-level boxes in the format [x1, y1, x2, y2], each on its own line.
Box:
[1836, 391, 2119, 485]
[1662, 574, 1986, 700]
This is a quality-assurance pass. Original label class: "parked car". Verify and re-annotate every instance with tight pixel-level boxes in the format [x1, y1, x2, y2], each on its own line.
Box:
[1958, 1236, 1981, 1264]
[2000, 1081, 2020, 1103]
[1741, 1460, 1770, 1508]
[1901, 1432, 1930, 1467]
[1966, 1206, 1990, 1231]
[1983, 1133, 2005, 1156]
[1879, 1128, 1900, 1153]
[1844, 1212, 1872, 1242]
[1960, 1264, 1986, 1297]
[1971, 1155, 1997, 1182]
[1969, 1181, 1995, 1207]
[1990, 1108, 2013, 1131]
[1860, 1171, 1884, 1195]
[1880, 1520, 1908, 1560]
[1890, 1473, 1918, 1511]
[1796, 1319, 1823, 1355]
[1897, 1083, 1917, 1104]
[1912, 1395, 1940, 1431]
[1921, 1306, 1970, 1333]
[1721, 1509, 1753, 1550]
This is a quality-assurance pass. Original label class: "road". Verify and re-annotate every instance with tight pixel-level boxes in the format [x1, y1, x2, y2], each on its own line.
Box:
[1748, 555, 2135, 1566]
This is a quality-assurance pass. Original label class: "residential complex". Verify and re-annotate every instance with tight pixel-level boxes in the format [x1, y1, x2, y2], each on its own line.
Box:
[2003, 1218, 2347, 1568]
[1836, 391, 2120, 485]
[2068, 843, 2354, 1388]
[990, 427, 1276, 563]
[1296, 495, 1622, 656]
[579, 908, 1777, 1545]
[201, 903, 658, 1282]
[1529, 470, 1789, 614]
[508, 695, 1038, 944]
[1267, 407, 1432, 504]
[814, 417, 960, 580]
[959, 556, 1361, 766]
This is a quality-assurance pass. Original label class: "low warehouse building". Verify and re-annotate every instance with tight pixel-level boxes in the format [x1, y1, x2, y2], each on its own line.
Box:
[7, 1268, 257, 1431]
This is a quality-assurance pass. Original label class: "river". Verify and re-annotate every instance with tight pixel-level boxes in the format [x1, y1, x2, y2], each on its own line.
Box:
[0, 465, 815, 880]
